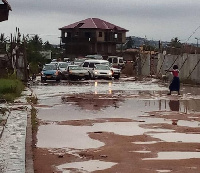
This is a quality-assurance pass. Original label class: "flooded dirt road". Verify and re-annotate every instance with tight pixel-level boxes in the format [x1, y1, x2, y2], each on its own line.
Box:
[31, 78, 200, 173]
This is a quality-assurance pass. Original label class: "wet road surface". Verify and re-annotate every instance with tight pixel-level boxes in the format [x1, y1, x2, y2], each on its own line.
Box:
[31, 78, 200, 173]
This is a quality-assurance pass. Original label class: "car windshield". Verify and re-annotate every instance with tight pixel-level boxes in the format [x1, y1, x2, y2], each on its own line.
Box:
[95, 65, 110, 70]
[69, 66, 84, 70]
[59, 63, 68, 68]
[43, 65, 57, 70]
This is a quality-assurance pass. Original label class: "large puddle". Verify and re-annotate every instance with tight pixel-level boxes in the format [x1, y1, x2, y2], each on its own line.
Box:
[36, 98, 200, 122]
[37, 122, 174, 149]
[32, 79, 200, 171]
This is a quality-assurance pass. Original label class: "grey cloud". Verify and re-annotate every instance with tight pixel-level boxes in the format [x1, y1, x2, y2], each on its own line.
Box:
[3, 0, 200, 44]
[10, 0, 200, 20]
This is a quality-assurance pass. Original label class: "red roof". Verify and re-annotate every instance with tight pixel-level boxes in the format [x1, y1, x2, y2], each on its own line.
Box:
[60, 18, 128, 32]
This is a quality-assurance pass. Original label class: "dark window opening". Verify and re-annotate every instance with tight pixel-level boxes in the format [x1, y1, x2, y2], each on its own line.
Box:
[113, 58, 118, 63]
[108, 58, 112, 63]
[83, 62, 89, 67]
[119, 59, 123, 63]
[89, 63, 95, 68]
[67, 32, 71, 38]
[99, 32, 102, 37]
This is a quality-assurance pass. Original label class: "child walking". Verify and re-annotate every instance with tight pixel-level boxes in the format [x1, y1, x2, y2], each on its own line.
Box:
[165, 65, 180, 95]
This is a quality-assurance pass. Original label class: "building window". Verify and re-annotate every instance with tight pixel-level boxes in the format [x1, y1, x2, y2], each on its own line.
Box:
[85, 32, 91, 38]
[99, 32, 102, 37]
[114, 33, 118, 39]
[64, 32, 71, 38]
[75, 32, 79, 36]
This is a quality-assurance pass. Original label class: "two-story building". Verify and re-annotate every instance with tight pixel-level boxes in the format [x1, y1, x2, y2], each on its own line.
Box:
[59, 18, 128, 58]
[0, 0, 11, 22]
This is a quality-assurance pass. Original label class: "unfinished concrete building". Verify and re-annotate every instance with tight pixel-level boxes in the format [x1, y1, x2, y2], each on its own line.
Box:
[59, 18, 128, 58]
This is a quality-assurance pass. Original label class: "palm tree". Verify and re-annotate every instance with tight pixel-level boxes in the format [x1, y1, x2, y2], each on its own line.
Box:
[0, 33, 8, 43]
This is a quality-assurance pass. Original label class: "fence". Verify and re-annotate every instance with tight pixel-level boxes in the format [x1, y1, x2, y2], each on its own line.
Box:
[157, 53, 200, 84]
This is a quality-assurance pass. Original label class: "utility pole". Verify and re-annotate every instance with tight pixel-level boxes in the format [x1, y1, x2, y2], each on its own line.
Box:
[195, 37, 200, 54]
[195, 37, 199, 47]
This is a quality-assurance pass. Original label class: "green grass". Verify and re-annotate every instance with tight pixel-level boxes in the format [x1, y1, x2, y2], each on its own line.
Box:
[0, 79, 25, 102]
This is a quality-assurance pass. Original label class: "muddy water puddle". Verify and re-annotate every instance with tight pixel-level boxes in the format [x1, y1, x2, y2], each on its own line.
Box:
[37, 122, 174, 149]
[56, 160, 117, 173]
[149, 132, 200, 143]
[36, 98, 200, 122]
[32, 80, 200, 172]
[143, 151, 200, 160]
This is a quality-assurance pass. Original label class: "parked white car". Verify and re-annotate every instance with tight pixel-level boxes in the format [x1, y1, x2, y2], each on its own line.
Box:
[93, 64, 113, 80]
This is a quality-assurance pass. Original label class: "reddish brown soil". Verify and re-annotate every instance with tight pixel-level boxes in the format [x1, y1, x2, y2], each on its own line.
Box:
[32, 116, 200, 173]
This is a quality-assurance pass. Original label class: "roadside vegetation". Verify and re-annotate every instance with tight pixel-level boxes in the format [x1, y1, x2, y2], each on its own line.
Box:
[0, 75, 25, 102]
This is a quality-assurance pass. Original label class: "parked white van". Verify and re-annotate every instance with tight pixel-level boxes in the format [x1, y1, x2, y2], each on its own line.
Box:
[107, 56, 125, 69]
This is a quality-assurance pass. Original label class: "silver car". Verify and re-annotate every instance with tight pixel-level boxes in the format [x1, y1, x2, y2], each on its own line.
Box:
[67, 65, 90, 80]
[92, 64, 113, 80]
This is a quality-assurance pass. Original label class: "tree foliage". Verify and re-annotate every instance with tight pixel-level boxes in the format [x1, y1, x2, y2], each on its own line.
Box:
[169, 37, 182, 48]
[24, 34, 62, 73]
[126, 36, 134, 49]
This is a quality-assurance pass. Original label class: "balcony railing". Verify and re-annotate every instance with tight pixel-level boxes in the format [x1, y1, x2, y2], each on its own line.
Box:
[62, 36, 124, 44]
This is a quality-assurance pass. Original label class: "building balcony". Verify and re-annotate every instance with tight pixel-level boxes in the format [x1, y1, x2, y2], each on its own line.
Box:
[61, 37, 124, 44]
[62, 37, 97, 43]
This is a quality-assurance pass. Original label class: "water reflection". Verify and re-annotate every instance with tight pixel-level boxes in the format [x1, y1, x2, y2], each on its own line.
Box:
[94, 81, 113, 95]
[169, 100, 180, 111]
[109, 82, 112, 94]
[61, 93, 123, 111]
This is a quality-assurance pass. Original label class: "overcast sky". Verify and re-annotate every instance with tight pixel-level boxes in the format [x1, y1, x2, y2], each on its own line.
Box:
[1, 0, 200, 44]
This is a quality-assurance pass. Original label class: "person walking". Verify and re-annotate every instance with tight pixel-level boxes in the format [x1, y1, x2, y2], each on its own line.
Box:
[165, 65, 180, 95]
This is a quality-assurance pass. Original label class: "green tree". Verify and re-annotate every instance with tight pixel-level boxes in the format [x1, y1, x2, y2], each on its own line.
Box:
[0, 33, 8, 53]
[126, 36, 134, 49]
[170, 37, 182, 48]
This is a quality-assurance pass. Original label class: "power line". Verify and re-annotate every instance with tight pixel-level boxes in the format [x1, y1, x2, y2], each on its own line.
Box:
[185, 25, 200, 43]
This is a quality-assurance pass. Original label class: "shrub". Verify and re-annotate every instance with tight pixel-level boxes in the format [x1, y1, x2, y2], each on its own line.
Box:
[0, 79, 25, 102]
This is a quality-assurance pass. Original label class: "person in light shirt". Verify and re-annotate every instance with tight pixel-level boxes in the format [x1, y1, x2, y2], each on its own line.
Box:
[165, 65, 180, 95]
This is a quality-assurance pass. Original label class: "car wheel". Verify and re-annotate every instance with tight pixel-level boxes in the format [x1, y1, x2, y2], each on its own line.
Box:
[56, 77, 60, 82]
[41, 77, 46, 82]
[114, 75, 120, 79]
[108, 77, 112, 80]
[85, 75, 90, 80]
[69, 76, 75, 81]
[88, 72, 94, 80]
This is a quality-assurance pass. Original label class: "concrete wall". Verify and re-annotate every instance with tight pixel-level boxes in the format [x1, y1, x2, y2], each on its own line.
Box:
[157, 53, 200, 83]
[140, 53, 151, 76]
